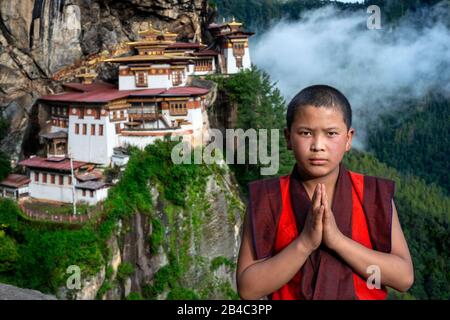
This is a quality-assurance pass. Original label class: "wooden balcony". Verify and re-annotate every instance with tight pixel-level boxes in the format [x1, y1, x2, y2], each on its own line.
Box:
[129, 113, 159, 121]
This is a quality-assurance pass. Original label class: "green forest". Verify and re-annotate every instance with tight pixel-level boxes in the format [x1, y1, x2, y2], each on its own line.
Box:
[368, 93, 450, 194]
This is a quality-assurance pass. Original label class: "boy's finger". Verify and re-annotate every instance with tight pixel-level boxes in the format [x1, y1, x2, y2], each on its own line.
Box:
[323, 185, 329, 209]
[315, 205, 324, 224]
[311, 183, 319, 205]
[321, 184, 326, 206]
[313, 184, 321, 209]
[323, 205, 330, 222]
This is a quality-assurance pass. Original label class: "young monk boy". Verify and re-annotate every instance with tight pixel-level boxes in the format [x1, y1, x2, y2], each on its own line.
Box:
[236, 85, 414, 300]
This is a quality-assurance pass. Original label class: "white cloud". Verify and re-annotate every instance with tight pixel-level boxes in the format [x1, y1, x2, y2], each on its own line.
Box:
[251, 4, 450, 148]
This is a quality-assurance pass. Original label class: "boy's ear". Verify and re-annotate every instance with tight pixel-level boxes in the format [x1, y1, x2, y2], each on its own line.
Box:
[345, 127, 355, 152]
[284, 128, 292, 150]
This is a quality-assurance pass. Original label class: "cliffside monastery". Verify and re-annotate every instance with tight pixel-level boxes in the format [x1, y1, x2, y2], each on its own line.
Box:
[0, 20, 253, 205]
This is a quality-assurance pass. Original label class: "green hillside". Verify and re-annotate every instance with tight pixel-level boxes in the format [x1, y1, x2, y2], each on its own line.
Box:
[368, 93, 450, 194]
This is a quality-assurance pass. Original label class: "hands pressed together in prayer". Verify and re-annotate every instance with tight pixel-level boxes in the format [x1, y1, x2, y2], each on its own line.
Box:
[237, 181, 414, 299]
[299, 184, 344, 253]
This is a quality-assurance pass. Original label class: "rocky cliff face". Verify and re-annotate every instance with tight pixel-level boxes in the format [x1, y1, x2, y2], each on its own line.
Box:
[0, 283, 57, 300]
[54, 163, 244, 300]
[0, 0, 216, 161]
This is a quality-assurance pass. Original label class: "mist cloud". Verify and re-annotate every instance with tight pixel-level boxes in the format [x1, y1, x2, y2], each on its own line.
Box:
[251, 3, 450, 148]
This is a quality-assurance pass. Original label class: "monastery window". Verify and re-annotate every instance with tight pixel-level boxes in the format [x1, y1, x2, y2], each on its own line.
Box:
[42, 173, 47, 184]
[120, 110, 124, 118]
[236, 57, 243, 69]
[200, 59, 212, 71]
[90, 190, 94, 198]
[232, 42, 245, 69]
[115, 123, 121, 134]
[68, 176, 72, 185]
[34, 172, 39, 182]
[99, 125, 104, 136]
[94, 109, 101, 120]
[170, 102, 187, 116]
[82, 124, 87, 135]
[82, 190, 86, 197]
[59, 175, 64, 185]
[91, 124, 96, 136]
[50, 174, 55, 184]
[75, 124, 80, 135]
[135, 71, 148, 87]
[78, 108, 84, 119]
[112, 111, 117, 119]
[171, 71, 182, 86]
[233, 43, 245, 51]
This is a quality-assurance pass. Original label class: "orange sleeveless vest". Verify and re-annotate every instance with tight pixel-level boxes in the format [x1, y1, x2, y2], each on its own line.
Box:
[271, 172, 388, 300]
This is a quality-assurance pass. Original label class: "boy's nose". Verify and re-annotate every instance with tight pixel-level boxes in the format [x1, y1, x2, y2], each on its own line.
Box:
[310, 144, 325, 152]
[310, 138, 325, 151]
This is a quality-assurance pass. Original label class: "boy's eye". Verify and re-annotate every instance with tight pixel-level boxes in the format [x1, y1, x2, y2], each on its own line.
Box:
[299, 131, 312, 136]
[328, 132, 339, 136]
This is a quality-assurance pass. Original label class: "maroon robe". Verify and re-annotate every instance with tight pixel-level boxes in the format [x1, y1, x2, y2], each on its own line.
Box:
[247, 163, 395, 299]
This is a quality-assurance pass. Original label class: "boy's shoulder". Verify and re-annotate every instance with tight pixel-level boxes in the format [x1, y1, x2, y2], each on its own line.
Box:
[348, 169, 396, 197]
[248, 176, 280, 187]
[348, 169, 395, 184]
[247, 176, 282, 195]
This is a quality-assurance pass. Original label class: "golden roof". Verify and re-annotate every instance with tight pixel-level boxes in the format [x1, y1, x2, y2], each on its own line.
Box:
[138, 23, 178, 38]
[127, 40, 174, 47]
[76, 72, 97, 78]
[138, 22, 162, 36]
[228, 17, 243, 27]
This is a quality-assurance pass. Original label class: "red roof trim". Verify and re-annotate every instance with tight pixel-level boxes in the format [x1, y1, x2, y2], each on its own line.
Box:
[40, 85, 210, 102]
[167, 42, 201, 49]
[193, 50, 219, 56]
[63, 82, 116, 92]
[19, 157, 86, 172]
[40, 89, 132, 103]
[0, 174, 31, 188]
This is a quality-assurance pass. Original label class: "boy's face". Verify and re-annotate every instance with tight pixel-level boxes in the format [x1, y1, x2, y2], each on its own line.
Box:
[284, 105, 354, 179]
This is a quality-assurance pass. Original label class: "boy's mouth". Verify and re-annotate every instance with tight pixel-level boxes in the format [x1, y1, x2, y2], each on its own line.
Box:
[308, 158, 328, 165]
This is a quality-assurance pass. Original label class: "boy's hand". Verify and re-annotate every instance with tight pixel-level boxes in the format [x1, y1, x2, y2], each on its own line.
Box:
[321, 185, 344, 250]
[299, 184, 324, 253]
